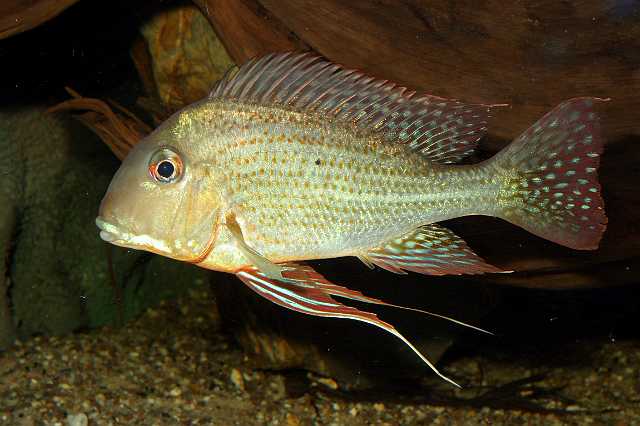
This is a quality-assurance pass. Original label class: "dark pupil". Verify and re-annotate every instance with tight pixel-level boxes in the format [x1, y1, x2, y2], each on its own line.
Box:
[157, 160, 175, 179]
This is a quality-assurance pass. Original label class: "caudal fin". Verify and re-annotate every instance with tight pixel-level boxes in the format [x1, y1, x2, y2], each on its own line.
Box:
[491, 98, 607, 250]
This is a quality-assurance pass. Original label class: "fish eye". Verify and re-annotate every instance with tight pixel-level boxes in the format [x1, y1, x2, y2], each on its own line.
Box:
[149, 147, 183, 184]
[157, 160, 175, 179]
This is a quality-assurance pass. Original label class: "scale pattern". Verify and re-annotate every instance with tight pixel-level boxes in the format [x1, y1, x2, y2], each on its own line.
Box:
[196, 102, 496, 262]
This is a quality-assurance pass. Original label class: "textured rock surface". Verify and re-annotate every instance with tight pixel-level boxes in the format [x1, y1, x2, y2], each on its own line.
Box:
[0, 106, 208, 347]
[138, 3, 235, 113]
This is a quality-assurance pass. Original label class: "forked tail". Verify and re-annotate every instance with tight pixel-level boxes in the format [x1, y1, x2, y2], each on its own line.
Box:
[490, 98, 607, 250]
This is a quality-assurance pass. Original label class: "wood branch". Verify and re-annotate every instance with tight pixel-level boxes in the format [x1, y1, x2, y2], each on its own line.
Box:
[0, 0, 79, 40]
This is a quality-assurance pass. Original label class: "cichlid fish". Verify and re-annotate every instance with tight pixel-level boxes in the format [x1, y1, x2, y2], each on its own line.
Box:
[96, 52, 607, 386]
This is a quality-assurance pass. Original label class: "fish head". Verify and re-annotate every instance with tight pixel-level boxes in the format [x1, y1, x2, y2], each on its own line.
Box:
[96, 105, 223, 263]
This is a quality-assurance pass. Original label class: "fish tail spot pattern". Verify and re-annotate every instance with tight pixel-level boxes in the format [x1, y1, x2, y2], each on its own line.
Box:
[494, 97, 608, 250]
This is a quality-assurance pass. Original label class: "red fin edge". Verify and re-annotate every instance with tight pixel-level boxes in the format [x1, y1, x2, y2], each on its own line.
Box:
[235, 263, 466, 387]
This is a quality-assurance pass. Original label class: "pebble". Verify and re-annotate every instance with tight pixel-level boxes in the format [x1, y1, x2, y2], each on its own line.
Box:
[286, 413, 301, 426]
[230, 368, 245, 391]
[316, 377, 338, 390]
[0, 282, 636, 425]
[66, 413, 88, 426]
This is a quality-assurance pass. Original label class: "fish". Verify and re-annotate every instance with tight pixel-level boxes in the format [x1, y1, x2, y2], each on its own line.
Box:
[96, 52, 607, 386]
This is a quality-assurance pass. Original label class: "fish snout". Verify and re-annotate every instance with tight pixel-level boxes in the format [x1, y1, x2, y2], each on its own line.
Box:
[96, 190, 125, 243]
[98, 190, 116, 218]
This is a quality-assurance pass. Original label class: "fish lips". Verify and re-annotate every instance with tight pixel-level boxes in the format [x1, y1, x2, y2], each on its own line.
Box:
[95, 216, 132, 247]
[95, 216, 171, 254]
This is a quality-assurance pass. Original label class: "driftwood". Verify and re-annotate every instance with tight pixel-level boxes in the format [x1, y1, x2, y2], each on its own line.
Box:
[198, 0, 640, 142]
[0, 0, 79, 39]
[192, 0, 307, 64]
[193, 0, 640, 289]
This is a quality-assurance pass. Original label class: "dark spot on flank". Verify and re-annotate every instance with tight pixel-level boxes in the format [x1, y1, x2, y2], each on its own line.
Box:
[315, 159, 321, 166]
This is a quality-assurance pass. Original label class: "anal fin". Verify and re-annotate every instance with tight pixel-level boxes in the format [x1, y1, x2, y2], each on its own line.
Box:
[361, 224, 503, 276]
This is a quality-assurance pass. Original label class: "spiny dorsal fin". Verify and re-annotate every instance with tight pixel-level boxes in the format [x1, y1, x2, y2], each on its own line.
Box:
[361, 224, 503, 275]
[210, 52, 497, 164]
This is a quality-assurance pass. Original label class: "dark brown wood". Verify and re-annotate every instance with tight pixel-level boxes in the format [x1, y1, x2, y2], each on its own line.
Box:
[193, 0, 308, 64]
[452, 135, 640, 288]
[255, 0, 640, 142]
[0, 0, 79, 39]
[198, 0, 640, 288]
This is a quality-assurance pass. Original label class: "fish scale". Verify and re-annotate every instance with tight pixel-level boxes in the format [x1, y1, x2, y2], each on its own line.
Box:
[195, 101, 499, 261]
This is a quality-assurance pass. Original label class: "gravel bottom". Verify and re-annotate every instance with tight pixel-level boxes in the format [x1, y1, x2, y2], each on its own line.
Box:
[1, 283, 639, 425]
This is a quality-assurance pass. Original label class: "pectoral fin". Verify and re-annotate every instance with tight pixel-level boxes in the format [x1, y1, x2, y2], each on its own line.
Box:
[236, 262, 491, 387]
[361, 224, 504, 276]
[225, 213, 285, 279]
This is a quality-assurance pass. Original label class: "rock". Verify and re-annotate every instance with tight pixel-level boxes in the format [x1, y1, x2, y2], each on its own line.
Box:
[0, 106, 208, 344]
[0, 200, 16, 349]
[137, 4, 236, 114]
[230, 368, 245, 391]
[66, 413, 88, 426]
[286, 413, 301, 426]
[315, 376, 338, 391]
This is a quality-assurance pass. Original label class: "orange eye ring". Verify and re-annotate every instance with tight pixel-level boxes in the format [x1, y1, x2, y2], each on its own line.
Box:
[149, 147, 183, 184]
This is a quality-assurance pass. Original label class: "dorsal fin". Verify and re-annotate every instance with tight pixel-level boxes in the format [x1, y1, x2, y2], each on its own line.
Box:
[210, 52, 497, 164]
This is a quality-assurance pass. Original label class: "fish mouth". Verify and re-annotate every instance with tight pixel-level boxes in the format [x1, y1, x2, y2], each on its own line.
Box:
[95, 216, 172, 254]
[96, 217, 130, 245]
